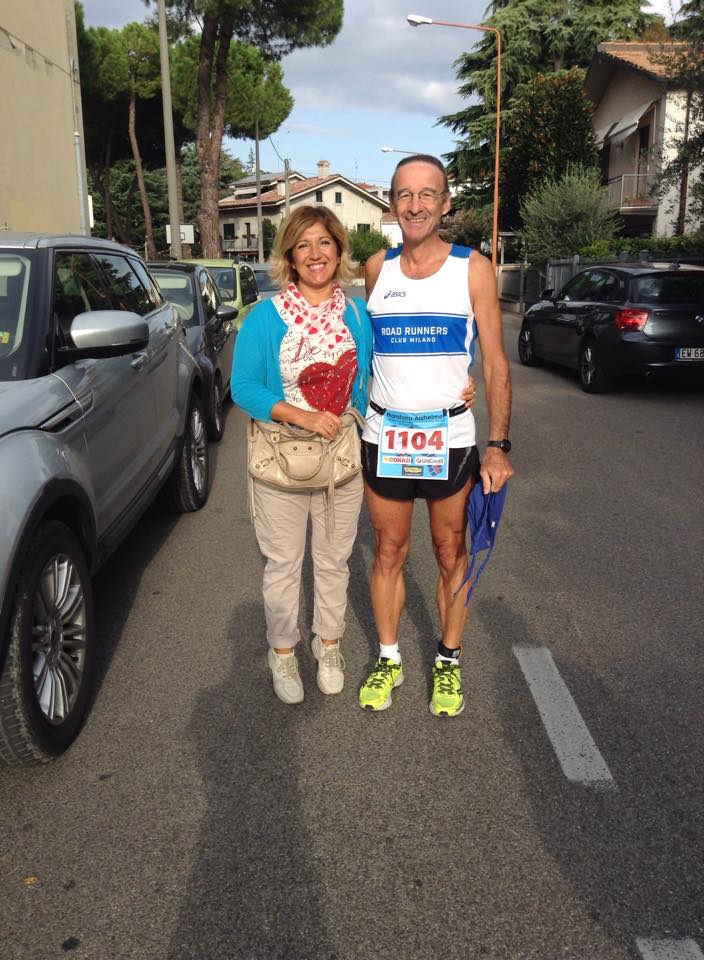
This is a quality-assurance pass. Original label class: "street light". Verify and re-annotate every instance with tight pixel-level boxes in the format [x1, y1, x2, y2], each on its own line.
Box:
[407, 13, 502, 270]
[380, 146, 420, 154]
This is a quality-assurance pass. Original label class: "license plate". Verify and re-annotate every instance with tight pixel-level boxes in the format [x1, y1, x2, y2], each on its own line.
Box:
[675, 347, 704, 361]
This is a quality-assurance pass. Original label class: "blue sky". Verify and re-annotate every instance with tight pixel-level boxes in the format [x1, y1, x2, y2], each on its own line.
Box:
[81, 0, 679, 188]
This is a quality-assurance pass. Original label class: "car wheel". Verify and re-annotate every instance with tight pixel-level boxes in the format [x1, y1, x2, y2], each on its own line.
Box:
[207, 376, 225, 442]
[518, 323, 539, 366]
[579, 340, 611, 393]
[0, 521, 95, 766]
[165, 393, 210, 512]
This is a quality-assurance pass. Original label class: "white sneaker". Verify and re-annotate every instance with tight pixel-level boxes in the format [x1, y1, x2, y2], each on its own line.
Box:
[311, 635, 345, 695]
[267, 650, 304, 704]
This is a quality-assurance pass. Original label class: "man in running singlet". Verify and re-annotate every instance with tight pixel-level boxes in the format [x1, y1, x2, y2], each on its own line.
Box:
[358, 154, 514, 718]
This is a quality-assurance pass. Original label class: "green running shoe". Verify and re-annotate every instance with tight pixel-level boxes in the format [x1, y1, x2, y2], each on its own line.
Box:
[359, 657, 404, 711]
[430, 659, 465, 717]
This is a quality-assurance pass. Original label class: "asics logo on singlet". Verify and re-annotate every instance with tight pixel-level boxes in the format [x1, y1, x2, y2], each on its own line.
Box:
[384, 290, 406, 299]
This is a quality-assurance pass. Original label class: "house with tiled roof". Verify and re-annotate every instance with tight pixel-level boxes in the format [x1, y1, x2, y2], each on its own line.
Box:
[585, 42, 700, 236]
[218, 161, 390, 257]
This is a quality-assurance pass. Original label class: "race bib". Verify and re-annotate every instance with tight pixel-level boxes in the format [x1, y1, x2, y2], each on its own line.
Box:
[377, 408, 449, 480]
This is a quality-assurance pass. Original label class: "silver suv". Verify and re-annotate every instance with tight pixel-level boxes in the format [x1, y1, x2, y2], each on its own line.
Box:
[0, 234, 210, 765]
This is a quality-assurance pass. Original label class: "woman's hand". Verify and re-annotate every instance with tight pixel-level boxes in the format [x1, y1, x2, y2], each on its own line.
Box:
[302, 409, 342, 440]
[461, 375, 477, 408]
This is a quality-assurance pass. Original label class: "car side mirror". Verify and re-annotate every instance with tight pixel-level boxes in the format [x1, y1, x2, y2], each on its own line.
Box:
[214, 303, 239, 326]
[59, 310, 149, 360]
[541, 288, 554, 300]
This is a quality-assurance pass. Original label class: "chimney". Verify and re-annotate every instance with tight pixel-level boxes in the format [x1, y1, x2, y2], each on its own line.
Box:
[317, 159, 330, 180]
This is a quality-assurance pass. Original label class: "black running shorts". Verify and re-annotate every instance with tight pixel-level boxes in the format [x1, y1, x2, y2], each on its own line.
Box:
[361, 440, 480, 502]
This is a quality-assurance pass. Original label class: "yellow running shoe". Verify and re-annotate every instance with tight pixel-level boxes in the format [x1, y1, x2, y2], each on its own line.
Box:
[429, 660, 465, 717]
[358, 657, 404, 711]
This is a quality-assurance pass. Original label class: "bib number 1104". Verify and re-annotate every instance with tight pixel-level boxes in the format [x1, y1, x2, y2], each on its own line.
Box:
[384, 428, 445, 452]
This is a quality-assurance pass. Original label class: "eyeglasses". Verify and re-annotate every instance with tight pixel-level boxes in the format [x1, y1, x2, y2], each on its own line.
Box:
[393, 188, 446, 206]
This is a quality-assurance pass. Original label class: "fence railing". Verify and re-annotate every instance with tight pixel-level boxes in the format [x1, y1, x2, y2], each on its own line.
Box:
[606, 174, 658, 210]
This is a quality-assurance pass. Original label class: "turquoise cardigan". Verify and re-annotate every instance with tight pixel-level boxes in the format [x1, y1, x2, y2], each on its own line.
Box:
[231, 296, 373, 421]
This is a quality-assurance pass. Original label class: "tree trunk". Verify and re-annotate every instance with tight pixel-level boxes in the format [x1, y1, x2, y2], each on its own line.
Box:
[675, 91, 692, 236]
[128, 83, 157, 259]
[176, 153, 192, 259]
[195, 11, 233, 257]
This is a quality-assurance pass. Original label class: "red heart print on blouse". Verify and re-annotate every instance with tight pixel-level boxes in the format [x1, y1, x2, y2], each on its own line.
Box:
[298, 349, 358, 415]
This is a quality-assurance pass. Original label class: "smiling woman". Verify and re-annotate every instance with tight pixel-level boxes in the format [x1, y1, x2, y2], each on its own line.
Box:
[230, 205, 372, 706]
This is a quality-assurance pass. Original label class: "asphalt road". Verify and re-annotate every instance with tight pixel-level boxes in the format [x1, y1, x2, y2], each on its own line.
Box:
[1, 315, 703, 960]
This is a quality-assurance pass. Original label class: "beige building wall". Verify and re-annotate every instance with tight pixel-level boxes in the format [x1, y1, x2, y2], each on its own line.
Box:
[220, 183, 387, 253]
[0, 0, 89, 233]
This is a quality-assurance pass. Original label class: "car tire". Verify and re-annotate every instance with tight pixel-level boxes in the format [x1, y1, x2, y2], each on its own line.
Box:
[207, 376, 225, 442]
[0, 521, 95, 766]
[165, 393, 210, 512]
[518, 323, 540, 366]
[579, 340, 611, 393]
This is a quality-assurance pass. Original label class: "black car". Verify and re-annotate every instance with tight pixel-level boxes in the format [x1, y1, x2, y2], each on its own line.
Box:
[518, 263, 704, 392]
[149, 262, 238, 439]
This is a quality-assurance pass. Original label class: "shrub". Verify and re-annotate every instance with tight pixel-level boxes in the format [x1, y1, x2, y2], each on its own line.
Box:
[348, 227, 389, 264]
[519, 165, 619, 263]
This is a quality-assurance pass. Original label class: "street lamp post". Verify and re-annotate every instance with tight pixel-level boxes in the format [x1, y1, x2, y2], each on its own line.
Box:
[407, 14, 502, 270]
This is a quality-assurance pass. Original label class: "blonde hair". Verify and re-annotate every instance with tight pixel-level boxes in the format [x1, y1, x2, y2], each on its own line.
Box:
[269, 205, 356, 290]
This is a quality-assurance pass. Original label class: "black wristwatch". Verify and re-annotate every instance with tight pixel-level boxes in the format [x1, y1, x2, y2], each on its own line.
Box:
[487, 439, 512, 453]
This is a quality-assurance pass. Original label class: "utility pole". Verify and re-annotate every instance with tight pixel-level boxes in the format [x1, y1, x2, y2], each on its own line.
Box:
[255, 102, 264, 263]
[284, 157, 291, 217]
[157, 0, 181, 258]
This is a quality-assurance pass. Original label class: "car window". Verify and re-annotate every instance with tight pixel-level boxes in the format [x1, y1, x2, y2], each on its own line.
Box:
[53, 252, 113, 345]
[632, 273, 704, 305]
[94, 254, 154, 316]
[198, 270, 220, 321]
[581, 270, 624, 303]
[151, 271, 196, 326]
[253, 268, 278, 293]
[559, 272, 594, 301]
[208, 267, 235, 300]
[0, 255, 31, 361]
[240, 266, 259, 304]
[131, 259, 165, 308]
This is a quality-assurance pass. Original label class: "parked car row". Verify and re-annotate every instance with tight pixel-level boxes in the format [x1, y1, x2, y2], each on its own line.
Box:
[0, 235, 269, 766]
[518, 263, 704, 392]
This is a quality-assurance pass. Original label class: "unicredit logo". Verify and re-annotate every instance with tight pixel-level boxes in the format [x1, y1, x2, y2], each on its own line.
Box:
[384, 290, 406, 298]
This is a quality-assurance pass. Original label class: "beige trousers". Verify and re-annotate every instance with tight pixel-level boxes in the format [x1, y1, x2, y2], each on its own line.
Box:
[252, 473, 364, 649]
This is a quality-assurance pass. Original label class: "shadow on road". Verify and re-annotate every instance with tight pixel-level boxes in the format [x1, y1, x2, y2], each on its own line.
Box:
[168, 601, 337, 960]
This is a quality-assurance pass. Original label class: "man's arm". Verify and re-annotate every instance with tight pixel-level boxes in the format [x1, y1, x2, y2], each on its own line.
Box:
[469, 251, 515, 493]
[365, 249, 386, 299]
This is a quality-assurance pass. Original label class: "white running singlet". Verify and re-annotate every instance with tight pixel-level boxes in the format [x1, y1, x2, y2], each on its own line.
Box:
[362, 244, 477, 448]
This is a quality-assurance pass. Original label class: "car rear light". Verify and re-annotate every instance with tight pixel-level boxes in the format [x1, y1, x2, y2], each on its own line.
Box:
[616, 308, 649, 331]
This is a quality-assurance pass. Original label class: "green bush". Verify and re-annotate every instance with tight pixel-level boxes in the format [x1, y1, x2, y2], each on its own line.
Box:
[520, 165, 618, 263]
[580, 230, 704, 259]
[348, 227, 389, 264]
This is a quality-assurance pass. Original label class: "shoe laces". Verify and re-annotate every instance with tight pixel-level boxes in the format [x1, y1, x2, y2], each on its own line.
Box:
[433, 660, 460, 695]
[365, 658, 397, 689]
[319, 642, 344, 671]
[276, 655, 299, 680]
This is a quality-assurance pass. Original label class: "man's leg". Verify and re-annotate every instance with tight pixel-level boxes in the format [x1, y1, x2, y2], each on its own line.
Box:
[364, 483, 414, 645]
[426, 473, 475, 719]
[358, 483, 413, 711]
[427, 473, 475, 650]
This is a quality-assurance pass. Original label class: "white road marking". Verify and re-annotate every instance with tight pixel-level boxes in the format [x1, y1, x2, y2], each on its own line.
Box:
[636, 938, 704, 960]
[512, 645, 615, 788]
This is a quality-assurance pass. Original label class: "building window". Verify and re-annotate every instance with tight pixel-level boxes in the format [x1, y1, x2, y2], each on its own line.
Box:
[357, 223, 371, 233]
[223, 223, 235, 240]
[315, 189, 323, 202]
[335, 191, 342, 204]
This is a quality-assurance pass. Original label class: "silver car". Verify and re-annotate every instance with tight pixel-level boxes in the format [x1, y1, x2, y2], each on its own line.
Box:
[0, 234, 210, 766]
